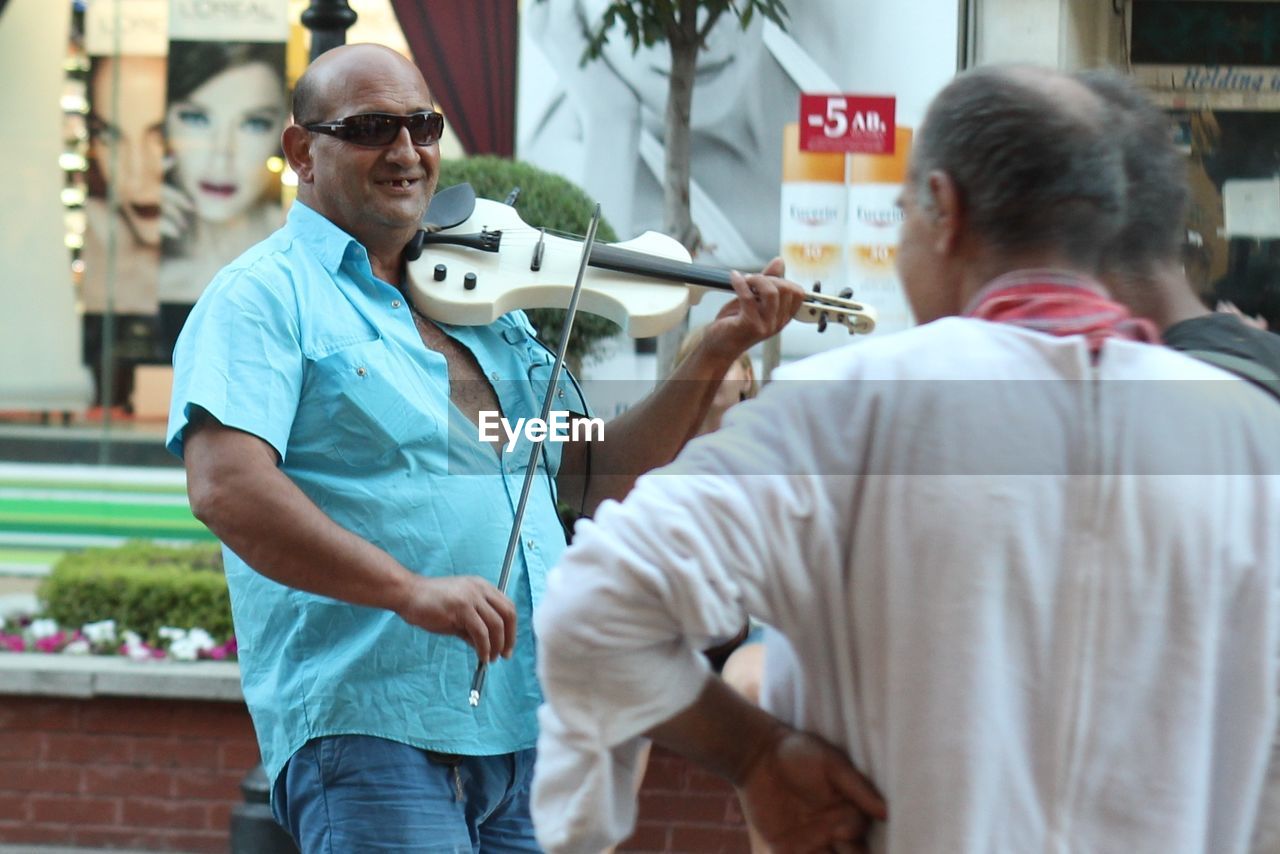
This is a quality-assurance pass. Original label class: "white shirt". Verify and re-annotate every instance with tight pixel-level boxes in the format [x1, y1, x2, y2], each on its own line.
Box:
[533, 317, 1280, 854]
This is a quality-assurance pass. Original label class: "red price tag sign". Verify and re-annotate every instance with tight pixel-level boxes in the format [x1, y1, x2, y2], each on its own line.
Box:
[799, 94, 896, 154]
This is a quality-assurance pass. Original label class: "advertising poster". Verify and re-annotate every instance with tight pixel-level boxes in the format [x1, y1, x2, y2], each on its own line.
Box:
[781, 118, 915, 336]
[157, 0, 290, 356]
[82, 0, 169, 408]
[517, 0, 959, 355]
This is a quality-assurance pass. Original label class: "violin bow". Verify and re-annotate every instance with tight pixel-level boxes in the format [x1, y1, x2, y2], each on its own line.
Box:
[469, 204, 604, 708]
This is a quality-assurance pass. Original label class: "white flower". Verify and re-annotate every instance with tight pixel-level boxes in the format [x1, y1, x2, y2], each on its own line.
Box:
[29, 619, 59, 640]
[81, 619, 117, 645]
[121, 630, 152, 661]
[165, 627, 216, 661]
[169, 640, 198, 660]
[62, 638, 91, 655]
[186, 628, 215, 650]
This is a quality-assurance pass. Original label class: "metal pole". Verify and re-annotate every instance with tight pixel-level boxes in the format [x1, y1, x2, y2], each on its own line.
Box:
[301, 0, 357, 61]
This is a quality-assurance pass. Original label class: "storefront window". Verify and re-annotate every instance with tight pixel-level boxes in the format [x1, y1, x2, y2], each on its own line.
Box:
[0, 0, 429, 471]
[1130, 0, 1280, 324]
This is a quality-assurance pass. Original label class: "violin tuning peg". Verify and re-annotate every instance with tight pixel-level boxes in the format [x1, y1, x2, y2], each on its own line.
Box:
[838, 287, 853, 299]
[817, 312, 828, 333]
[811, 281, 822, 293]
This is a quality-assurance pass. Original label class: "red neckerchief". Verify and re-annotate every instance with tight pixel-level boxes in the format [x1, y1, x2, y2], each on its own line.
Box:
[962, 270, 1161, 354]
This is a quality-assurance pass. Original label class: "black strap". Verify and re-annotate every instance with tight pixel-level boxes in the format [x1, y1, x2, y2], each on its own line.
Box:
[1184, 349, 1280, 404]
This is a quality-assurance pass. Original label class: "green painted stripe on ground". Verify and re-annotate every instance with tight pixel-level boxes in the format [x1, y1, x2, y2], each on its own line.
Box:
[0, 514, 206, 534]
[0, 514, 207, 537]
[0, 467, 212, 555]
[0, 548, 67, 563]
[0, 499, 198, 523]
[0, 479, 187, 496]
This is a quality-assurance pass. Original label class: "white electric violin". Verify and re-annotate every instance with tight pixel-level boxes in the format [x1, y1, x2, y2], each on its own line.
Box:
[404, 184, 877, 337]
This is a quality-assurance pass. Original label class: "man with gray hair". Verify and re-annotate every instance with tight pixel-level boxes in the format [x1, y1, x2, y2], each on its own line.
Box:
[530, 64, 1280, 853]
[1077, 67, 1280, 852]
[1074, 68, 1280, 399]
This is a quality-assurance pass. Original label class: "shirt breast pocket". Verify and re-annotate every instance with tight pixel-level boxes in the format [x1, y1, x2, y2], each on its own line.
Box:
[307, 339, 438, 469]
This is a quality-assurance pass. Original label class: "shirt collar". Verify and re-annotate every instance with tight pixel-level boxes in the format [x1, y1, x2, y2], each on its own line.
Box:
[285, 200, 366, 275]
[961, 268, 1110, 317]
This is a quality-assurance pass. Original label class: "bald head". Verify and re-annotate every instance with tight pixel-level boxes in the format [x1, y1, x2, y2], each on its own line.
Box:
[910, 64, 1126, 271]
[281, 43, 440, 274]
[292, 44, 429, 126]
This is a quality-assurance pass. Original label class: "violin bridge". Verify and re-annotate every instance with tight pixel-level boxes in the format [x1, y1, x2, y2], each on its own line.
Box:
[531, 228, 546, 272]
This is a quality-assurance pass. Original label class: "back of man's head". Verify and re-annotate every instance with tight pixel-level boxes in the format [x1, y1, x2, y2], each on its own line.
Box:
[1073, 68, 1189, 280]
[911, 65, 1126, 272]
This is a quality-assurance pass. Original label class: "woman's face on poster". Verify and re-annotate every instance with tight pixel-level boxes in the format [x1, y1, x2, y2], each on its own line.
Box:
[89, 55, 167, 248]
[578, 0, 766, 129]
[166, 61, 286, 224]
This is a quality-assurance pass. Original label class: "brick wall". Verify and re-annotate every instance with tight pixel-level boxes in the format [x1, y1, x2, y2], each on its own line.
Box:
[0, 694, 748, 853]
[621, 747, 751, 853]
[0, 695, 257, 853]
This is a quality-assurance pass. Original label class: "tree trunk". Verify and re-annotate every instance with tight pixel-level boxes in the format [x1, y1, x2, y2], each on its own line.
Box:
[656, 13, 700, 379]
[663, 38, 698, 253]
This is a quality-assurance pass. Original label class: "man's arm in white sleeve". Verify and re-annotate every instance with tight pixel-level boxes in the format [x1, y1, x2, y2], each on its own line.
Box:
[647, 675, 887, 851]
[534, 383, 883, 851]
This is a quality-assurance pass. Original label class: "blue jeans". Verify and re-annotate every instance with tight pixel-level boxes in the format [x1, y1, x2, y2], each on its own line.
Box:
[272, 735, 541, 853]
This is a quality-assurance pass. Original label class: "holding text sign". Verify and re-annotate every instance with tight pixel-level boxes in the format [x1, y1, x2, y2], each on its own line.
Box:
[800, 94, 896, 154]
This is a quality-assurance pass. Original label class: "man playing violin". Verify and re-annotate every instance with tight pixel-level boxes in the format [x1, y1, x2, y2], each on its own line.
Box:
[532, 64, 1280, 853]
[166, 43, 803, 852]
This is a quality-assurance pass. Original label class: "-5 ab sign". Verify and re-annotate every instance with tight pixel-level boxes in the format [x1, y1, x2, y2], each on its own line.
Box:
[799, 94, 896, 154]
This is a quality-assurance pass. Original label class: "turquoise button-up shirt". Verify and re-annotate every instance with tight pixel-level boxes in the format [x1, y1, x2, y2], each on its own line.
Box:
[167, 201, 580, 789]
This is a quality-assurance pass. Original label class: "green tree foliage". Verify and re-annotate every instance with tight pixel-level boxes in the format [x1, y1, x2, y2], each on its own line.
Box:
[437, 157, 620, 367]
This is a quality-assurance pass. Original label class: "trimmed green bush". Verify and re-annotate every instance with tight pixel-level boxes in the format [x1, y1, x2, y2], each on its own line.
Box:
[38, 541, 231, 644]
[436, 157, 621, 365]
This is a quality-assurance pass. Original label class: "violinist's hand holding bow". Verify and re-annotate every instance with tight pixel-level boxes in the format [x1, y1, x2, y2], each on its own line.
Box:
[699, 257, 805, 359]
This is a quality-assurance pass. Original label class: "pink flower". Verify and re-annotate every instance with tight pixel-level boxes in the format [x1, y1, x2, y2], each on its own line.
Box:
[0, 634, 25, 652]
[34, 631, 69, 653]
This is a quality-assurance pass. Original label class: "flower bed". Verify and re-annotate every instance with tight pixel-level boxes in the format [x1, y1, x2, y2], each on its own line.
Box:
[0, 615, 236, 661]
[0, 540, 236, 662]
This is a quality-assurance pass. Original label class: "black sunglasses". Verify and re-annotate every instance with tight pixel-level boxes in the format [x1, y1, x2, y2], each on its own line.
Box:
[303, 111, 444, 147]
